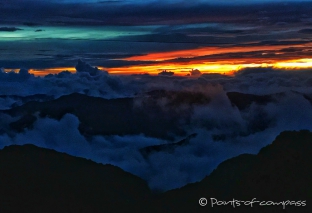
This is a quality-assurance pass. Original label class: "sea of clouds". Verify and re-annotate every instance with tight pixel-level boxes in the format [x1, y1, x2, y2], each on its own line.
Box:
[1, 61, 312, 191]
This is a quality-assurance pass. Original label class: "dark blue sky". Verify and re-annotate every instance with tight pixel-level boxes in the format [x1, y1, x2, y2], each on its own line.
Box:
[2, 0, 312, 26]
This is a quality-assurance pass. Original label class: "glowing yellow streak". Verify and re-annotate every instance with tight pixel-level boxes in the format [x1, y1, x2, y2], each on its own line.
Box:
[107, 58, 312, 76]
[107, 63, 257, 75]
[274, 58, 312, 69]
[6, 59, 312, 77]
[28, 67, 106, 76]
[29, 67, 76, 76]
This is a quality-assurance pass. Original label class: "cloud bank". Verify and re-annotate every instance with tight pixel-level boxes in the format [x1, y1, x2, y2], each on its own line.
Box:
[1, 63, 312, 191]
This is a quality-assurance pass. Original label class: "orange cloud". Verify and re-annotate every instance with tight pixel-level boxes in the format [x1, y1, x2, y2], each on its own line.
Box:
[124, 42, 312, 62]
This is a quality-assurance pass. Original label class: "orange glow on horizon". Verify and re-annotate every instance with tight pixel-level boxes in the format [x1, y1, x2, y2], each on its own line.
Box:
[5, 43, 311, 76]
[29, 67, 77, 76]
[21, 58, 312, 77]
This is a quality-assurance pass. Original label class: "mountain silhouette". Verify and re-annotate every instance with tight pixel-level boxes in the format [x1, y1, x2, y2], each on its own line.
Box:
[0, 144, 151, 213]
[3, 91, 210, 140]
[0, 130, 311, 212]
[153, 130, 312, 213]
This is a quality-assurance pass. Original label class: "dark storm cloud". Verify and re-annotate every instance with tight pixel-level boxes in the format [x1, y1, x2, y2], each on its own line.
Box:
[0, 27, 23, 32]
[116, 30, 311, 47]
[98, 0, 123, 3]
[280, 47, 307, 52]
[0, 38, 200, 70]
[161, 49, 312, 65]
[115, 33, 227, 45]
[35, 52, 145, 61]
[256, 40, 310, 46]
[84, 53, 145, 59]
[0, 58, 158, 70]
[163, 51, 279, 64]
[52, 53, 146, 60]
[152, 24, 258, 36]
[0, 59, 75, 70]
[298, 28, 312, 34]
[96, 60, 159, 68]
[23, 22, 40, 27]
[1, 1, 312, 26]
[75, 59, 101, 76]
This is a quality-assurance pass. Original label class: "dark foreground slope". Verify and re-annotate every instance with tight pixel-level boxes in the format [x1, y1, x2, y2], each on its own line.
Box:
[154, 130, 312, 213]
[0, 144, 151, 213]
[0, 130, 311, 213]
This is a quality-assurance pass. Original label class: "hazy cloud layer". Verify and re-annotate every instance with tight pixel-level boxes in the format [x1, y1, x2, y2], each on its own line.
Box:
[1, 65, 312, 191]
[2, 64, 312, 99]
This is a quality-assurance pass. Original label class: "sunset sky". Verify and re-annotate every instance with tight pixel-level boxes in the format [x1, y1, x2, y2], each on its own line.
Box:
[1, 0, 312, 75]
[2, 0, 312, 194]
